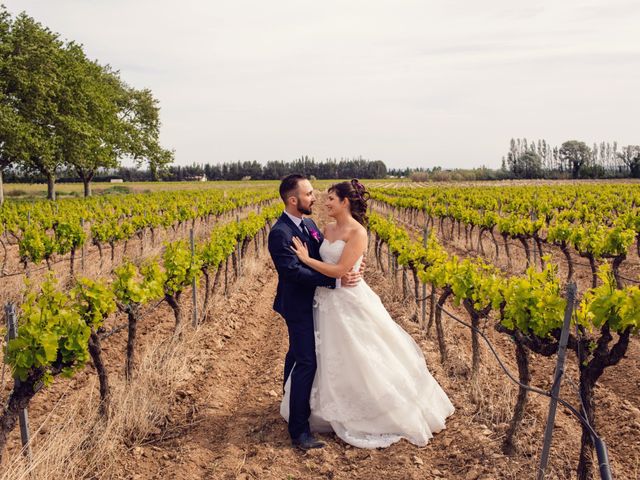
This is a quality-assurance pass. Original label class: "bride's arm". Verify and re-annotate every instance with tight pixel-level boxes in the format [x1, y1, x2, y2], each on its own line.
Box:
[291, 230, 367, 279]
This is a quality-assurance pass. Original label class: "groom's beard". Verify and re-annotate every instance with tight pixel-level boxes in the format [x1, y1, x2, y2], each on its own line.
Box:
[296, 196, 313, 215]
[297, 205, 313, 215]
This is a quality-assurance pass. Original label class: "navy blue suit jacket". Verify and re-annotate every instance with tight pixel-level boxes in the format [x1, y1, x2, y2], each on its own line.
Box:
[268, 213, 335, 321]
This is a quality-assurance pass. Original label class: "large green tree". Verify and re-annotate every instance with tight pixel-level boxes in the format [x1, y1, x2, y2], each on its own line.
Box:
[58, 44, 122, 197]
[559, 140, 592, 179]
[2, 13, 66, 200]
[61, 55, 173, 195]
[0, 7, 174, 199]
[119, 87, 174, 181]
[0, 7, 11, 205]
[617, 145, 640, 178]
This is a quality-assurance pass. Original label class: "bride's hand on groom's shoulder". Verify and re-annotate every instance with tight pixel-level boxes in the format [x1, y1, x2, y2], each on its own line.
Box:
[290, 236, 310, 263]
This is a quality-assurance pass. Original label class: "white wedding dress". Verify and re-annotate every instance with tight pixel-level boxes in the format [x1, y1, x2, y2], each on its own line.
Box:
[281, 239, 455, 448]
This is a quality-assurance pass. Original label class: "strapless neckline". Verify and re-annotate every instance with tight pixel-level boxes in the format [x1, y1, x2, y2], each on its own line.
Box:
[319, 238, 362, 271]
[323, 239, 346, 246]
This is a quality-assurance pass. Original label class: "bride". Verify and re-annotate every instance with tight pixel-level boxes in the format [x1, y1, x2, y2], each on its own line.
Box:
[283, 179, 455, 449]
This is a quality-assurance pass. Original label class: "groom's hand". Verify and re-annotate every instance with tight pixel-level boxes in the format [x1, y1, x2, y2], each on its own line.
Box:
[341, 270, 362, 287]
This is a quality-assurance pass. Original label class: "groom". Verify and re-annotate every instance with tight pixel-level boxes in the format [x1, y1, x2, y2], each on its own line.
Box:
[268, 174, 362, 450]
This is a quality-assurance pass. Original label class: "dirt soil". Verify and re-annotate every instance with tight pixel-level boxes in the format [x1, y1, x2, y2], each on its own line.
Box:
[1, 194, 639, 479]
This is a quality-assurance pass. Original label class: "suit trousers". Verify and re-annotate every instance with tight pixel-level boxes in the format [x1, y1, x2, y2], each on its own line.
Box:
[284, 316, 317, 438]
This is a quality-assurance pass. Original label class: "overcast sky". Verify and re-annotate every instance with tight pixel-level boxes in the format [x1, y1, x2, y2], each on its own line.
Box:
[4, 0, 640, 169]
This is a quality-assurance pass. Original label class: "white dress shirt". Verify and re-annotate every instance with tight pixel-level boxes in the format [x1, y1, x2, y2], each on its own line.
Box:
[284, 210, 304, 230]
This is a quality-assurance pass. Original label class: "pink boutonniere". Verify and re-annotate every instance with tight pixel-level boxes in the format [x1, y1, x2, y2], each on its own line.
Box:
[308, 227, 321, 242]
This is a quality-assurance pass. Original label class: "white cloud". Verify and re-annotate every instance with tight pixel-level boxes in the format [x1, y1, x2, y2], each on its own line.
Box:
[3, 0, 639, 169]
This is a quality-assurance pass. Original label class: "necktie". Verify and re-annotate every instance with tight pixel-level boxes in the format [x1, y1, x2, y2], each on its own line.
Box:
[300, 221, 310, 238]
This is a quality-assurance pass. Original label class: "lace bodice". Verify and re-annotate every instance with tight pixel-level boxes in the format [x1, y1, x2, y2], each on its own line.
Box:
[319, 239, 363, 271]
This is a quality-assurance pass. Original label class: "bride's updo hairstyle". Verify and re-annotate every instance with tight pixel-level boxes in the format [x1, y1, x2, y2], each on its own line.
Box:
[328, 179, 370, 226]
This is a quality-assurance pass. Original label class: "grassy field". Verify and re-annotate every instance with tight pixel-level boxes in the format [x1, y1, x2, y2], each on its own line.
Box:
[1, 178, 411, 200]
[2, 181, 281, 198]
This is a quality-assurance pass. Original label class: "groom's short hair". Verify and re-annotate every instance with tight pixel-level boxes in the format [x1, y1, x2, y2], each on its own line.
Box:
[279, 174, 307, 203]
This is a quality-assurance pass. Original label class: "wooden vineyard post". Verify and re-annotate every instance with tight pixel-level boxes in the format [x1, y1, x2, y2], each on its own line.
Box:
[81, 217, 86, 273]
[420, 222, 429, 330]
[537, 282, 576, 480]
[428, 283, 437, 334]
[24, 212, 31, 278]
[190, 229, 198, 328]
[5, 303, 32, 462]
[255, 207, 261, 257]
[531, 209, 538, 271]
[236, 214, 242, 277]
[402, 266, 409, 299]
[189, 227, 198, 328]
[394, 255, 399, 286]
[224, 257, 229, 298]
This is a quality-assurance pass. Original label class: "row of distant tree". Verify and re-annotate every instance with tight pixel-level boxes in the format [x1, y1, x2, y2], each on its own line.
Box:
[401, 140, 640, 182]
[0, 7, 173, 204]
[7, 140, 639, 189]
[3, 156, 388, 183]
[163, 157, 388, 181]
[502, 138, 640, 179]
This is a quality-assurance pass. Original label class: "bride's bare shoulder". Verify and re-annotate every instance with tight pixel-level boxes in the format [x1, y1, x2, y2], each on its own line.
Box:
[348, 222, 367, 241]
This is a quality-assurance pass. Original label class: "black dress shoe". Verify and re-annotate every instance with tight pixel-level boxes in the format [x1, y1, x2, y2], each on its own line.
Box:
[291, 432, 325, 450]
